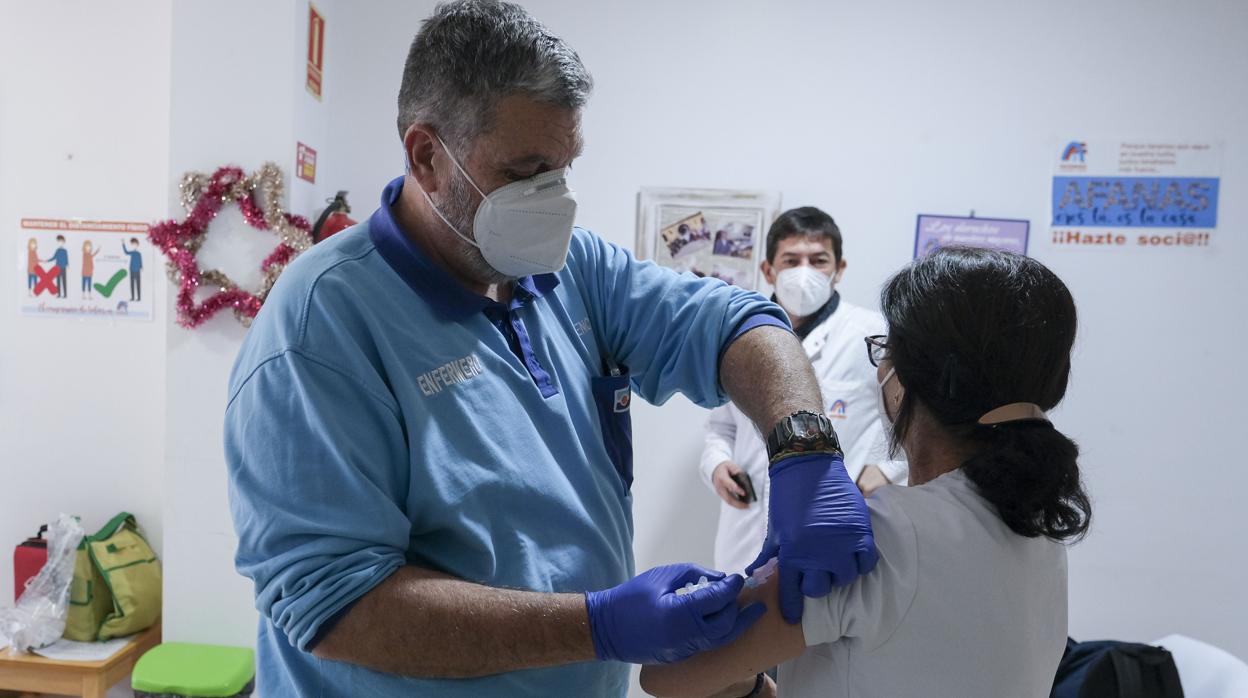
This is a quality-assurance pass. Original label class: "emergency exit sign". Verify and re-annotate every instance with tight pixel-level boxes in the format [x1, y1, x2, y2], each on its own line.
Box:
[306, 4, 325, 100]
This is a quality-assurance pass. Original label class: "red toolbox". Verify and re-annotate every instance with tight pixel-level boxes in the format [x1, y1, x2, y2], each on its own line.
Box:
[13, 525, 49, 602]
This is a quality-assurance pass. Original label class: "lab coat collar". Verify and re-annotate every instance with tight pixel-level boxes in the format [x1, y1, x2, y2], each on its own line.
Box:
[779, 291, 840, 341]
[800, 291, 843, 357]
[368, 176, 560, 319]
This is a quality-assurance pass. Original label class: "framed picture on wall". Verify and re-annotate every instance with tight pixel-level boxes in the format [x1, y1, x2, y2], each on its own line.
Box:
[635, 187, 782, 291]
[913, 213, 1031, 259]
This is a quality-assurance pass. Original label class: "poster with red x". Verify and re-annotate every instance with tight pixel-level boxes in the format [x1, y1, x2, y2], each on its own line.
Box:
[17, 218, 154, 320]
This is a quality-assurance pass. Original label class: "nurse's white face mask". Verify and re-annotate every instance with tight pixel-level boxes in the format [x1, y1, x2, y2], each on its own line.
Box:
[774, 265, 833, 318]
[420, 134, 578, 278]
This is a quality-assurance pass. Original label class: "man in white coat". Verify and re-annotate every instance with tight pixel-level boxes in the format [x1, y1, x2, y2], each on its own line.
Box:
[700, 207, 908, 575]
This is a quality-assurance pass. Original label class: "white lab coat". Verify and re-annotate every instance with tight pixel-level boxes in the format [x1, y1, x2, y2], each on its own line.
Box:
[699, 298, 908, 574]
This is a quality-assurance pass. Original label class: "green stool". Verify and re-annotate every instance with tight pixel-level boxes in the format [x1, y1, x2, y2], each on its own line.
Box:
[131, 642, 255, 698]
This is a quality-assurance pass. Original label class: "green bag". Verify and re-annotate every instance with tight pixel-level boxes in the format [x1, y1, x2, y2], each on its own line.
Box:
[64, 512, 162, 642]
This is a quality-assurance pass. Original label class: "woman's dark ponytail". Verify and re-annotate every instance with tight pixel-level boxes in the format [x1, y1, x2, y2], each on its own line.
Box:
[962, 422, 1090, 541]
[881, 247, 1092, 543]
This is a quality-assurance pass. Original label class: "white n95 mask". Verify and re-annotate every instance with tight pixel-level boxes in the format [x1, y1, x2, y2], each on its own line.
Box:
[774, 265, 833, 318]
[422, 135, 577, 278]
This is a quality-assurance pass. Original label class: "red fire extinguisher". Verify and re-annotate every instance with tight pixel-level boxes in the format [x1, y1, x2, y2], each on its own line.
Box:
[311, 190, 357, 244]
[13, 525, 49, 602]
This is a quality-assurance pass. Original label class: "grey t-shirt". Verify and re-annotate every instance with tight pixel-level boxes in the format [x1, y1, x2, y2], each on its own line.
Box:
[782, 469, 1068, 698]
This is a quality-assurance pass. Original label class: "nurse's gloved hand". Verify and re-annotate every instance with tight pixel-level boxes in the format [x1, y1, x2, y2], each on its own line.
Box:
[746, 452, 877, 624]
[585, 564, 767, 665]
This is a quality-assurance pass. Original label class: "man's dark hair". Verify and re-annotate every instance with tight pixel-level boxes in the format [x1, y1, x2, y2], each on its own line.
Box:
[396, 0, 593, 148]
[55, 235, 65, 242]
[880, 247, 1091, 542]
[765, 206, 843, 263]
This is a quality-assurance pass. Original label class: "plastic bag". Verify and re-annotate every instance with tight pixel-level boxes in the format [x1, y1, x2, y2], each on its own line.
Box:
[0, 514, 85, 654]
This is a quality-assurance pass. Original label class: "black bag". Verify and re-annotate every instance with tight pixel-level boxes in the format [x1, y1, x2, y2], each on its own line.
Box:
[1052, 637, 1185, 698]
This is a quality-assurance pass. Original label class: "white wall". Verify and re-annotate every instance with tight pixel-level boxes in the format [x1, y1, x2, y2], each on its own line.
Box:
[0, 0, 170, 601]
[162, 0, 337, 648]
[0, 0, 342, 658]
[328, 0, 1248, 674]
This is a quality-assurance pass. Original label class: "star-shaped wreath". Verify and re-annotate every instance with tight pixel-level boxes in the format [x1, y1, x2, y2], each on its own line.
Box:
[148, 163, 313, 328]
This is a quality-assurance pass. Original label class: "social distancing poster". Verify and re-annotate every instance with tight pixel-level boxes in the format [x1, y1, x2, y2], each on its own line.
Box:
[17, 218, 154, 321]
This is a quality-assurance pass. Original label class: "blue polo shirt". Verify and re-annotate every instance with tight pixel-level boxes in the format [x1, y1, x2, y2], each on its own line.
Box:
[224, 176, 787, 696]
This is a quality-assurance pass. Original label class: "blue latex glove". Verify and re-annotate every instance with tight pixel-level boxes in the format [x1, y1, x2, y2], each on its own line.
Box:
[585, 563, 767, 664]
[746, 452, 878, 623]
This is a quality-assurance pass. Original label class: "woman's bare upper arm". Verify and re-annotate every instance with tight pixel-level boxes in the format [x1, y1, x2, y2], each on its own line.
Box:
[640, 575, 807, 697]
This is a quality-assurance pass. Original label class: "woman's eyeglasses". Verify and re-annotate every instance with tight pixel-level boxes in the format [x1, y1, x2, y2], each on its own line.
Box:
[864, 335, 888, 367]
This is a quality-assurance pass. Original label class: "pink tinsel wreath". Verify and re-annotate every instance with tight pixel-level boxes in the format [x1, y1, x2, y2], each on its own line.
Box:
[148, 163, 312, 329]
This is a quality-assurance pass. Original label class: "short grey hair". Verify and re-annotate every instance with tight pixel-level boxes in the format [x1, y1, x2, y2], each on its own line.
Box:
[397, 0, 593, 148]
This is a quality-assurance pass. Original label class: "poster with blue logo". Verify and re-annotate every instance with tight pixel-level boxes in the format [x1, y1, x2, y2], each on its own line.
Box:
[1050, 140, 1221, 250]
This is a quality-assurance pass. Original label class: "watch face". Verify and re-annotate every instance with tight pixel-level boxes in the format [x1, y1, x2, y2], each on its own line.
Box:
[799, 414, 823, 439]
[770, 412, 842, 460]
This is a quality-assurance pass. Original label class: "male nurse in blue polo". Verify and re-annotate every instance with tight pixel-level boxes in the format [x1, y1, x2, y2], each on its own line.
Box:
[224, 2, 875, 695]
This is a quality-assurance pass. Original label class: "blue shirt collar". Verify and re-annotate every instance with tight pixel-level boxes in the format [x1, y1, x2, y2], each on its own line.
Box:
[368, 176, 559, 318]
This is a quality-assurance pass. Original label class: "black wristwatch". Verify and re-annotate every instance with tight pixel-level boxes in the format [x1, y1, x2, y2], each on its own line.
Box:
[740, 672, 766, 697]
[765, 410, 842, 462]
